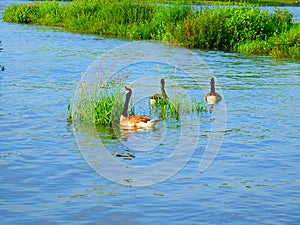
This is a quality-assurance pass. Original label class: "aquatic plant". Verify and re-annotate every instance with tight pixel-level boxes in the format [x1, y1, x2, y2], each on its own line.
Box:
[171, 6, 293, 50]
[4, 0, 297, 59]
[69, 73, 207, 127]
[149, 90, 207, 121]
[68, 73, 125, 127]
[236, 23, 300, 59]
[129, 0, 298, 7]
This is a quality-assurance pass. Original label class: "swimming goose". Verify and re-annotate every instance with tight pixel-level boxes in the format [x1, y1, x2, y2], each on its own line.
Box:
[204, 78, 222, 112]
[150, 79, 168, 104]
[120, 86, 160, 129]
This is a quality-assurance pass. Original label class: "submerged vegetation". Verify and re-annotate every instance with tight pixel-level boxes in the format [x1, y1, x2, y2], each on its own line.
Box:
[3, 0, 299, 59]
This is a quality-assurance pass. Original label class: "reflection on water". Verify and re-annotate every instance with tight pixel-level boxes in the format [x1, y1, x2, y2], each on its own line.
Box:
[74, 111, 203, 186]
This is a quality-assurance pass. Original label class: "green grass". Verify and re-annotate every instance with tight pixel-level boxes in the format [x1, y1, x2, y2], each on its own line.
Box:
[68, 73, 125, 127]
[149, 90, 207, 121]
[150, 96, 182, 121]
[68, 73, 207, 127]
[236, 23, 300, 59]
[37, 0, 299, 6]
[3, 0, 298, 59]
[114, 0, 299, 6]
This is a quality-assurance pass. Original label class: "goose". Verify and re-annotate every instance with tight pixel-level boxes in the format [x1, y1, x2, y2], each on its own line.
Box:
[204, 78, 222, 112]
[150, 79, 168, 104]
[120, 86, 160, 129]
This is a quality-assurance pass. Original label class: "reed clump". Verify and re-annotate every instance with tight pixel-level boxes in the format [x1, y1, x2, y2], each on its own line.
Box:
[3, 0, 298, 59]
[150, 94, 207, 121]
[69, 73, 207, 127]
[68, 73, 125, 127]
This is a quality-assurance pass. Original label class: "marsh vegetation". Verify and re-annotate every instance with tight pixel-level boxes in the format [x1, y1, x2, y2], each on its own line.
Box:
[3, 0, 299, 59]
[68, 73, 207, 128]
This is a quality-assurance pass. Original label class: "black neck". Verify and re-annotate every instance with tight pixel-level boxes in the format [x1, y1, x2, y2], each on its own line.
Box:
[210, 78, 216, 93]
[121, 89, 131, 117]
[161, 79, 168, 99]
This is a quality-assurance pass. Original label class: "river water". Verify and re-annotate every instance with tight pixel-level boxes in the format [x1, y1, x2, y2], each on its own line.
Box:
[1, 1, 300, 224]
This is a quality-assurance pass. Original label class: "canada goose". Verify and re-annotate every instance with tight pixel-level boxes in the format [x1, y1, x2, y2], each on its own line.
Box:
[120, 86, 160, 129]
[204, 78, 222, 113]
[150, 79, 168, 104]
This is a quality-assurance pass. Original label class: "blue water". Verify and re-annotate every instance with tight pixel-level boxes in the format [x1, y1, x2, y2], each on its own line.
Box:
[1, 1, 300, 224]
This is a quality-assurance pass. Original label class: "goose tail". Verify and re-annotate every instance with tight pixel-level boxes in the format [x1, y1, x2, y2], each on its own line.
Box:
[148, 119, 160, 127]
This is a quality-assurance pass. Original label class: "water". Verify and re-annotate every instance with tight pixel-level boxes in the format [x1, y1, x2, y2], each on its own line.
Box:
[1, 1, 300, 224]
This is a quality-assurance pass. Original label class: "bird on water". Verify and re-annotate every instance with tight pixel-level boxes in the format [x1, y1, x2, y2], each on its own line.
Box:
[120, 86, 160, 129]
[204, 77, 222, 113]
[149, 78, 168, 105]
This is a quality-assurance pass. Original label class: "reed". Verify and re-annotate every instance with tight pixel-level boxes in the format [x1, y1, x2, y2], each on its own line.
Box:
[3, 0, 297, 59]
[68, 73, 125, 127]
[69, 74, 207, 126]
[149, 92, 207, 121]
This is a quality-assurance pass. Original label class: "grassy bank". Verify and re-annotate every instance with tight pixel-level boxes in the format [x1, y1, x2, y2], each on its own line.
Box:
[237, 23, 300, 58]
[3, 0, 299, 59]
[39, 0, 300, 6]
[142, 0, 299, 6]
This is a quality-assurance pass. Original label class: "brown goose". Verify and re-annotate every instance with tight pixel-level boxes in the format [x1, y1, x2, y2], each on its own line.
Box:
[120, 86, 160, 128]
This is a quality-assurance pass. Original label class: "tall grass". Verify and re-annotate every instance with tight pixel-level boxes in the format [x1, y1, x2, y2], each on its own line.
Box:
[69, 72, 125, 127]
[131, 1, 298, 6]
[69, 72, 207, 127]
[3, 0, 297, 59]
[149, 90, 207, 121]
[237, 23, 300, 59]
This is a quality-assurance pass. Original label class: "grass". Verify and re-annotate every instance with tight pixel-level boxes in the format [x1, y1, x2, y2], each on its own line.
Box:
[94, 0, 300, 6]
[236, 23, 300, 59]
[37, 0, 300, 6]
[68, 73, 125, 127]
[68, 72, 207, 127]
[150, 95, 182, 121]
[3, 0, 298, 59]
[150, 93, 207, 121]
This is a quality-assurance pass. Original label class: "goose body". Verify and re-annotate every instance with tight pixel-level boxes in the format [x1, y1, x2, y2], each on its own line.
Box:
[120, 87, 159, 129]
[150, 79, 168, 104]
[120, 115, 159, 128]
[204, 78, 222, 105]
[205, 93, 222, 105]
